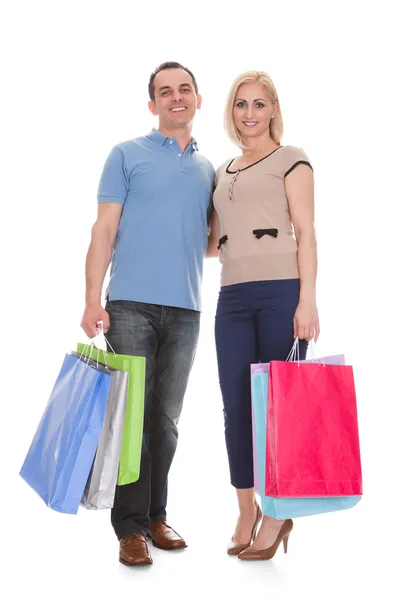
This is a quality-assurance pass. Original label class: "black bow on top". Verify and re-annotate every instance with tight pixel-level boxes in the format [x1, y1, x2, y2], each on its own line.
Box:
[253, 228, 279, 239]
[218, 235, 228, 249]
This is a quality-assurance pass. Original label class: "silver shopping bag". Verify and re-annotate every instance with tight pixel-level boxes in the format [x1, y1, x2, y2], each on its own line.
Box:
[71, 352, 129, 509]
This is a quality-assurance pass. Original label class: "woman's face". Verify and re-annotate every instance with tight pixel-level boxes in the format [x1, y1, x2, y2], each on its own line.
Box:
[233, 82, 276, 141]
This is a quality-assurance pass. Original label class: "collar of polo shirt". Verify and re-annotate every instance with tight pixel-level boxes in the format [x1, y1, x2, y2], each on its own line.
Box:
[147, 128, 198, 151]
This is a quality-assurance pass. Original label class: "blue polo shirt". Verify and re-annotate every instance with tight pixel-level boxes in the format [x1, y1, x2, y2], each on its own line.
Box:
[97, 129, 214, 311]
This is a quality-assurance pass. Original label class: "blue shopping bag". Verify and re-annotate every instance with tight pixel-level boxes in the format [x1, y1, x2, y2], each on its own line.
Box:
[20, 354, 112, 514]
[251, 355, 362, 519]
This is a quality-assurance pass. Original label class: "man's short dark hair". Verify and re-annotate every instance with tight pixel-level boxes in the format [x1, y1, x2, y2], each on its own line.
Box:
[148, 61, 198, 101]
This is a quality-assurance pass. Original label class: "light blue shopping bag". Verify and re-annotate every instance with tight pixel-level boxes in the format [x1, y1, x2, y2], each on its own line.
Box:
[251, 355, 362, 518]
[20, 354, 112, 514]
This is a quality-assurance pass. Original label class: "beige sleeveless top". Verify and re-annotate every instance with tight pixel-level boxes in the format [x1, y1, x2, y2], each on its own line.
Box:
[213, 145, 312, 286]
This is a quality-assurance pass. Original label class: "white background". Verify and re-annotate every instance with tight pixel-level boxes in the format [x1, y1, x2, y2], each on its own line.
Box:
[1, 1, 399, 598]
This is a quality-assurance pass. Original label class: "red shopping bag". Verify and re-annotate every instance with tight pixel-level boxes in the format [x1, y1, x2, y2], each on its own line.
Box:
[265, 361, 362, 497]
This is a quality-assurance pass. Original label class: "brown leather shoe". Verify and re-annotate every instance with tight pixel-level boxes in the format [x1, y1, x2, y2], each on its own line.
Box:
[238, 519, 293, 561]
[119, 534, 153, 566]
[227, 503, 262, 556]
[148, 520, 187, 550]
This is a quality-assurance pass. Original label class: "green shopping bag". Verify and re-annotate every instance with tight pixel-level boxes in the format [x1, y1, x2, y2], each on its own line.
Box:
[77, 343, 145, 486]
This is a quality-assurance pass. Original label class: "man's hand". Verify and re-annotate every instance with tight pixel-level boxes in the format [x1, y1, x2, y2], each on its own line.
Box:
[81, 303, 110, 339]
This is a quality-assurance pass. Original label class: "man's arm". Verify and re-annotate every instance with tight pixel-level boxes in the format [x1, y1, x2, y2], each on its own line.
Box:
[81, 203, 122, 337]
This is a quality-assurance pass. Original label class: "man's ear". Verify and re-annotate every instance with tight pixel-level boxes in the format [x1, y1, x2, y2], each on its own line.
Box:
[196, 93, 202, 110]
[148, 100, 158, 116]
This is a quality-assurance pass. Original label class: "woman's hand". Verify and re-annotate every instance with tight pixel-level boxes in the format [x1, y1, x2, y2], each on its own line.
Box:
[294, 301, 320, 341]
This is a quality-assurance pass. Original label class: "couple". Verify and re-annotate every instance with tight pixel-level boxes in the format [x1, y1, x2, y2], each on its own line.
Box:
[81, 61, 319, 566]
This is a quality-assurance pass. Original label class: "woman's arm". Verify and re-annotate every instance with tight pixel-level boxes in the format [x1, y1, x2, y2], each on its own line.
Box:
[206, 206, 221, 258]
[285, 164, 320, 341]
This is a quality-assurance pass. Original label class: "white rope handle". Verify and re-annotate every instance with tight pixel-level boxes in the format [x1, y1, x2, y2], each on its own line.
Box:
[95, 320, 117, 363]
[76, 342, 93, 370]
[286, 337, 300, 363]
[76, 320, 116, 370]
[104, 335, 116, 355]
[306, 339, 325, 366]
[286, 337, 325, 367]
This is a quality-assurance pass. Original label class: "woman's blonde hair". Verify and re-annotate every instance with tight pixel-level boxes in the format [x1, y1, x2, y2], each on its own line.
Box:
[224, 71, 283, 148]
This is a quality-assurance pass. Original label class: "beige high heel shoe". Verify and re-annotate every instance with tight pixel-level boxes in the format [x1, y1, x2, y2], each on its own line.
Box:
[227, 504, 262, 556]
[238, 518, 293, 560]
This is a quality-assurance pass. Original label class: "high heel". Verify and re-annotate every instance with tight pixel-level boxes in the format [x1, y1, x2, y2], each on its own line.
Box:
[227, 504, 262, 556]
[238, 519, 293, 561]
[283, 533, 289, 554]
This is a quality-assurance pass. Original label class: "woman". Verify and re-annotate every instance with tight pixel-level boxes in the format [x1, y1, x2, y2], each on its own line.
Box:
[207, 71, 320, 560]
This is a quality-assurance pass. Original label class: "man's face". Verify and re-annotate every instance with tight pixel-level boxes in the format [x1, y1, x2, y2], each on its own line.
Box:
[149, 68, 202, 130]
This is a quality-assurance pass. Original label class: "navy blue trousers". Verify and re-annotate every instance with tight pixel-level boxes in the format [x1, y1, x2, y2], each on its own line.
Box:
[214, 279, 307, 489]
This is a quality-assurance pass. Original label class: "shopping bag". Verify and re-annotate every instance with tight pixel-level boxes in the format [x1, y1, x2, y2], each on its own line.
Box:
[251, 356, 361, 518]
[71, 353, 129, 509]
[76, 343, 145, 485]
[266, 358, 362, 497]
[19, 354, 111, 514]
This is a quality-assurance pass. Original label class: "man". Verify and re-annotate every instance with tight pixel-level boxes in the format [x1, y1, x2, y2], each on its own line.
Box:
[81, 62, 214, 566]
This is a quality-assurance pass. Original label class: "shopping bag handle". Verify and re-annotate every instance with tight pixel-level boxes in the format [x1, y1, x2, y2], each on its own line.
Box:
[286, 337, 300, 362]
[96, 321, 116, 355]
[78, 322, 116, 370]
[286, 338, 325, 366]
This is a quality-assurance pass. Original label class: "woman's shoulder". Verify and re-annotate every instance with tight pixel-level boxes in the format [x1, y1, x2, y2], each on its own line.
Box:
[214, 158, 234, 182]
[217, 157, 234, 171]
[280, 145, 313, 177]
[281, 145, 310, 160]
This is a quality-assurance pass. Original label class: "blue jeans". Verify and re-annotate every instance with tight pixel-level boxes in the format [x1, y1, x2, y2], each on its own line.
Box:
[214, 280, 307, 489]
[105, 300, 200, 540]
